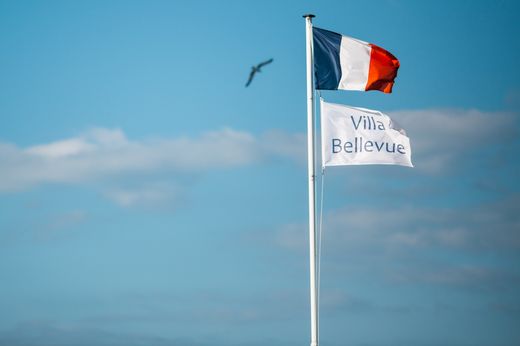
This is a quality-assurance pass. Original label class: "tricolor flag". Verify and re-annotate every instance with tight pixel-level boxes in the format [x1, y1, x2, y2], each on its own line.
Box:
[313, 27, 400, 93]
[321, 99, 413, 167]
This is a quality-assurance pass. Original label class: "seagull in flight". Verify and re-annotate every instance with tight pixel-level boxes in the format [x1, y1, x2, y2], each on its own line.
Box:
[245, 58, 273, 87]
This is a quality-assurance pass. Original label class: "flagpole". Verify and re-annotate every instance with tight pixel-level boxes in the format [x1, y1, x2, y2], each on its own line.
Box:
[303, 13, 318, 346]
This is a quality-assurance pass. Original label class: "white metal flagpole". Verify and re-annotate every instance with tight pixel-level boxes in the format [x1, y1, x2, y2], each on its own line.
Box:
[303, 13, 318, 346]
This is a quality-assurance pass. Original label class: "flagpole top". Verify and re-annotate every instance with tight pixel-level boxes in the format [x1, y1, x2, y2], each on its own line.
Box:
[303, 14, 316, 19]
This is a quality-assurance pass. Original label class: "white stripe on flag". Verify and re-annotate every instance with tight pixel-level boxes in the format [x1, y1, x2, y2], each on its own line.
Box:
[338, 36, 371, 91]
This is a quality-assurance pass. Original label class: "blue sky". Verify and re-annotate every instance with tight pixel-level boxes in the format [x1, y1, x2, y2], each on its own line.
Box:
[0, 1, 519, 345]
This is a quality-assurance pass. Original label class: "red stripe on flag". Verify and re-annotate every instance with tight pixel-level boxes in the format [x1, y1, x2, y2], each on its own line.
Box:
[366, 44, 400, 93]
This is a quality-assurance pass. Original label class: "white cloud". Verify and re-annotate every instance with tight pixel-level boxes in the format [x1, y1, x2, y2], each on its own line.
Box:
[0, 108, 516, 192]
[386, 261, 520, 294]
[26, 138, 96, 158]
[17, 210, 90, 243]
[0, 127, 304, 192]
[271, 195, 520, 289]
[45, 210, 88, 230]
[103, 183, 182, 208]
[258, 130, 306, 164]
[0, 321, 182, 346]
[389, 109, 518, 173]
[277, 196, 520, 254]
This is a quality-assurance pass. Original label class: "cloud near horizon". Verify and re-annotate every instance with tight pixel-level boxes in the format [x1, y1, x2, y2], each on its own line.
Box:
[272, 194, 520, 292]
[389, 108, 518, 173]
[0, 127, 305, 193]
[0, 107, 516, 198]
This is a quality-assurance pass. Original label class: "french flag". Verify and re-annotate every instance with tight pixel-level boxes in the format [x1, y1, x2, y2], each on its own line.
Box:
[313, 27, 400, 93]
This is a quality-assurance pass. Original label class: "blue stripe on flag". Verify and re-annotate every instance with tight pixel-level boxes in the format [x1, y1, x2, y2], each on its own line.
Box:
[313, 27, 342, 90]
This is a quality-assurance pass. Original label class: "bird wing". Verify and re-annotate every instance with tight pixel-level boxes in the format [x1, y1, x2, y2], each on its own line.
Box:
[245, 69, 256, 87]
[257, 58, 273, 68]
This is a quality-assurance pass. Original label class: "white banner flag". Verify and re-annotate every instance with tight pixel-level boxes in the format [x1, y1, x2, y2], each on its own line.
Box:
[321, 99, 413, 167]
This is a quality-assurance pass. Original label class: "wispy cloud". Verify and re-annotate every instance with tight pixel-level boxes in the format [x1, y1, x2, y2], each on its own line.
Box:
[33, 210, 89, 241]
[389, 108, 518, 173]
[272, 195, 520, 290]
[0, 127, 304, 193]
[0, 127, 308, 211]
[276, 194, 520, 253]
[388, 264, 520, 292]
[0, 108, 516, 201]
[103, 182, 183, 209]
[0, 321, 192, 346]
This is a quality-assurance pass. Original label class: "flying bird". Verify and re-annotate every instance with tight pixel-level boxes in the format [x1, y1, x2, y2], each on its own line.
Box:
[245, 58, 273, 87]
